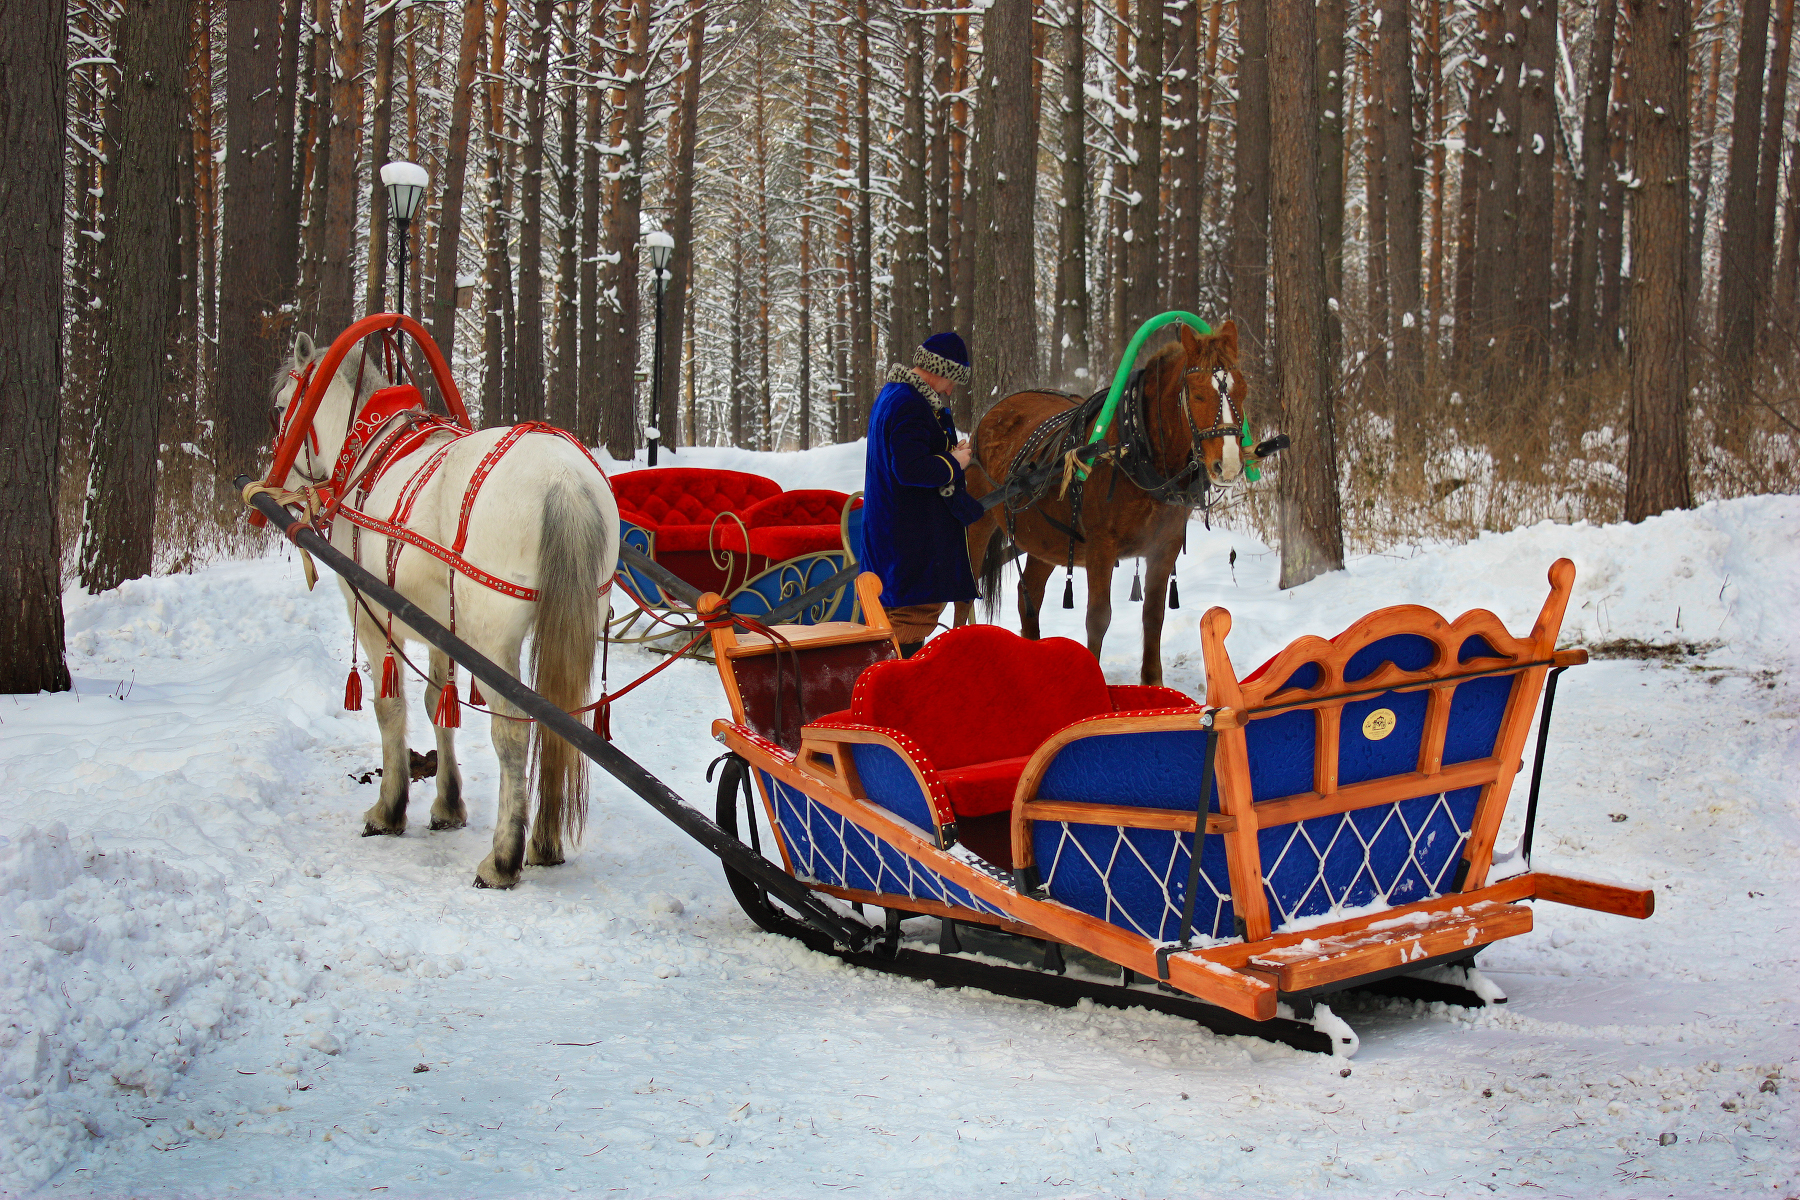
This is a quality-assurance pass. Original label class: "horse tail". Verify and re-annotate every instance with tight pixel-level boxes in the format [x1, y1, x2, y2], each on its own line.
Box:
[529, 476, 608, 850]
[978, 526, 1008, 625]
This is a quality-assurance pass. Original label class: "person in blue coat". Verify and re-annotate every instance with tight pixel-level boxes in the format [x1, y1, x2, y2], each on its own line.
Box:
[861, 332, 983, 655]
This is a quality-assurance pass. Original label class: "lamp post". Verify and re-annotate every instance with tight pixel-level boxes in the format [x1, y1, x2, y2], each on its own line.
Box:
[645, 230, 675, 466]
[380, 161, 428, 316]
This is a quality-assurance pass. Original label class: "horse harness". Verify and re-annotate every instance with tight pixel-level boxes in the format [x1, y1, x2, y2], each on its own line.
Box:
[992, 363, 1242, 557]
[277, 355, 612, 607]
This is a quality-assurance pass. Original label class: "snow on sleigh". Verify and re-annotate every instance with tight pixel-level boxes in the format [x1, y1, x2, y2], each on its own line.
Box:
[705, 560, 1654, 1055]
[609, 467, 865, 640]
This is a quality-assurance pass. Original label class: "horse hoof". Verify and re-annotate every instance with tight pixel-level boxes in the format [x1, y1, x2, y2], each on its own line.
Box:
[472, 874, 516, 890]
[429, 817, 467, 831]
[525, 851, 565, 867]
[362, 823, 404, 837]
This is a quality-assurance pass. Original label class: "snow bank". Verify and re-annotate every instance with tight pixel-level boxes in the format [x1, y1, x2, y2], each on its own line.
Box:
[0, 826, 316, 1187]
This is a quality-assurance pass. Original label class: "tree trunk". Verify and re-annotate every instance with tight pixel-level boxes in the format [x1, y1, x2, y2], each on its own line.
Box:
[217, 0, 286, 477]
[949, 9, 974, 429]
[1513, 0, 1556, 370]
[548, 2, 580, 433]
[852, 1, 874, 435]
[1686, 10, 1727, 333]
[513, 0, 552, 423]
[1453, 9, 1493, 366]
[481, 0, 510, 426]
[1624, 0, 1693, 521]
[1380, 0, 1421, 414]
[1424, 0, 1446, 349]
[1473, 0, 1521, 363]
[1230, 0, 1271, 371]
[365, 3, 398, 316]
[889, 2, 930, 363]
[1569, 0, 1618, 360]
[317, 0, 364, 337]
[663, 0, 704, 449]
[754, 26, 773, 449]
[1777, 134, 1800, 315]
[1166, 0, 1198, 314]
[1362, 6, 1388, 361]
[971, 0, 1040, 413]
[0, 0, 71, 692]
[273, 0, 304, 310]
[599, 0, 649, 460]
[800, 2, 816, 447]
[929, 11, 953, 336]
[428, 0, 484, 374]
[1754, 0, 1796, 324]
[1717, 0, 1770, 417]
[297, 0, 333, 336]
[1056, 0, 1092, 385]
[1597, 27, 1630, 355]
[192, 0, 218, 395]
[576, 1, 607, 445]
[80, 0, 188, 593]
[1316, 0, 1346, 362]
[1269, 0, 1343, 589]
[1124, 0, 1162, 332]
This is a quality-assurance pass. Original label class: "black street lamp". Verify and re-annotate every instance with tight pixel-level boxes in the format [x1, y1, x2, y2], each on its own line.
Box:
[645, 230, 675, 465]
[381, 161, 428, 316]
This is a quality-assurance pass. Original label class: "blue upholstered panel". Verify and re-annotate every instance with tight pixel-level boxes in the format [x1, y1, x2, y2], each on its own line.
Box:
[1243, 709, 1316, 802]
[1037, 730, 1223, 813]
[1257, 787, 1478, 927]
[727, 551, 856, 624]
[1034, 820, 1237, 941]
[617, 520, 664, 603]
[1345, 633, 1437, 681]
[762, 772, 1008, 917]
[1339, 689, 1430, 785]
[1442, 675, 1514, 765]
[1457, 634, 1501, 662]
[847, 743, 938, 833]
[1277, 662, 1322, 692]
[845, 503, 865, 564]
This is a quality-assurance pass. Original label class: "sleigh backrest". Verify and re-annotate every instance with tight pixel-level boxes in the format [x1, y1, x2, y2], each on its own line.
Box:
[1011, 560, 1578, 945]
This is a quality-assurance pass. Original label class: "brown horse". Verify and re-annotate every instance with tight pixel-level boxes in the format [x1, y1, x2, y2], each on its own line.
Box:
[958, 321, 1249, 686]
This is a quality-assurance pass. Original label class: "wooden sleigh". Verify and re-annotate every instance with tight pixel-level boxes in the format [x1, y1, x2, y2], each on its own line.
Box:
[704, 560, 1653, 1054]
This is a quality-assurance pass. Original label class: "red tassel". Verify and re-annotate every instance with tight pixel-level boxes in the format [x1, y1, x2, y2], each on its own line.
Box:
[379, 651, 400, 699]
[593, 696, 612, 741]
[468, 678, 485, 707]
[433, 681, 461, 728]
[343, 668, 363, 711]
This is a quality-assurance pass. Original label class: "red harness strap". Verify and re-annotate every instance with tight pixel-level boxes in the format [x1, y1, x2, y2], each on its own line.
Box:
[328, 423, 613, 604]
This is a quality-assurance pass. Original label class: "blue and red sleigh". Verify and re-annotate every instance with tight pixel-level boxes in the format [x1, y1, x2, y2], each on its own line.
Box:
[609, 467, 865, 640]
[701, 561, 1654, 1054]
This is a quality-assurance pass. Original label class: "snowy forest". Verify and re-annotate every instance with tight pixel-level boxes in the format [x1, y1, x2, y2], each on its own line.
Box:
[2, 0, 1798, 687]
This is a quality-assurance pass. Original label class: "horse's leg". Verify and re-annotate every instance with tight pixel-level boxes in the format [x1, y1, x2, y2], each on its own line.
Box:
[424, 648, 467, 831]
[1083, 544, 1117, 663]
[1017, 556, 1053, 640]
[1139, 535, 1182, 687]
[360, 623, 411, 836]
[475, 648, 531, 889]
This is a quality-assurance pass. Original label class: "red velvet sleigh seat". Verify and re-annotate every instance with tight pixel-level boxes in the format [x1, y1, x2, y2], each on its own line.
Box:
[800, 625, 1195, 863]
[712, 489, 859, 565]
[611, 467, 782, 594]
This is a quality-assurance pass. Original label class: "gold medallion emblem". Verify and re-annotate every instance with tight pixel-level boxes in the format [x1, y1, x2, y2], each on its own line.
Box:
[1362, 708, 1397, 741]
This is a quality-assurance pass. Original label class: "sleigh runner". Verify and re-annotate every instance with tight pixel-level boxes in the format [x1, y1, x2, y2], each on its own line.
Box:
[705, 559, 1653, 1052]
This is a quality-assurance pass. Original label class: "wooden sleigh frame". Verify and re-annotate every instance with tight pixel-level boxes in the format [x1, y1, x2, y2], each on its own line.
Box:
[707, 561, 1653, 1030]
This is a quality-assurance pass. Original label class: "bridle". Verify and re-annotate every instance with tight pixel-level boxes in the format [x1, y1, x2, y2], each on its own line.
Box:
[1112, 351, 1248, 511]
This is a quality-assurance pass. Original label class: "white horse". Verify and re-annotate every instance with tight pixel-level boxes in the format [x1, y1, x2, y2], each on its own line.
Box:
[272, 333, 618, 889]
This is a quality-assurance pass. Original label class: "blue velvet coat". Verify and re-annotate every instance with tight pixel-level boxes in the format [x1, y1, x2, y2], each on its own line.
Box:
[861, 377, 983, 608]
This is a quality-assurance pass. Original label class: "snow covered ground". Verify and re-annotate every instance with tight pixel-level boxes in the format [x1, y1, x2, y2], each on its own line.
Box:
[4, 444, 1796, 1198]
